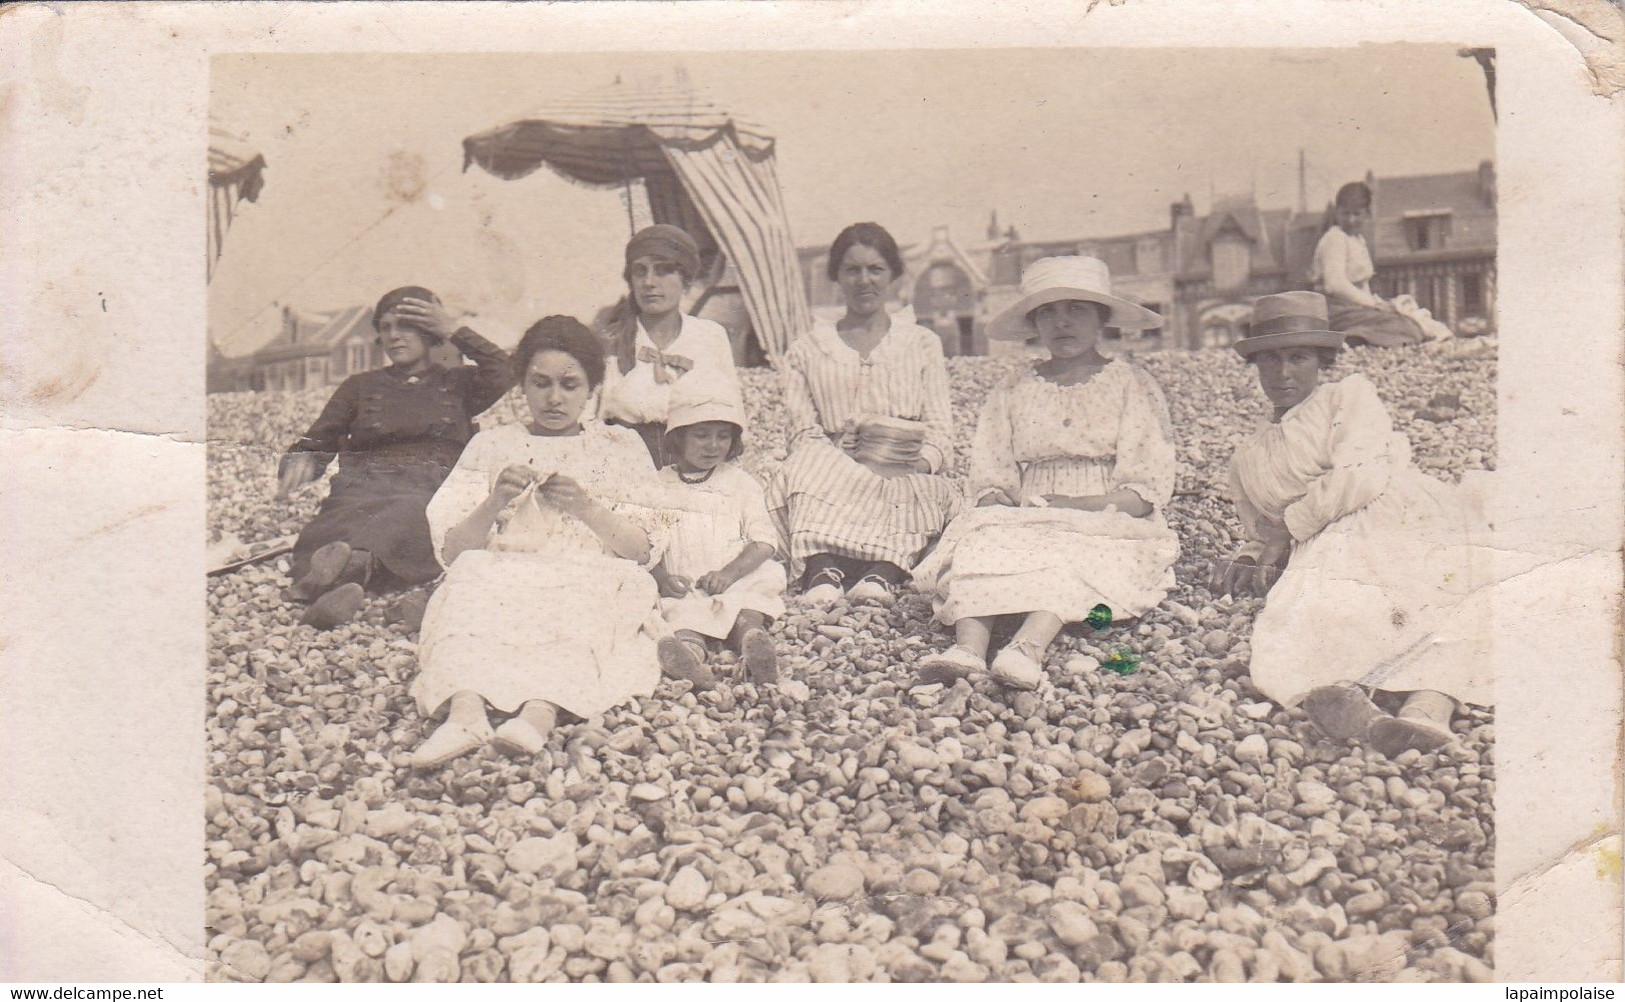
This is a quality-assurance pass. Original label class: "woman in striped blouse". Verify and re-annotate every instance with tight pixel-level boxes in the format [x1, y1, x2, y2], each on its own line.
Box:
[766, 222, 962, 606]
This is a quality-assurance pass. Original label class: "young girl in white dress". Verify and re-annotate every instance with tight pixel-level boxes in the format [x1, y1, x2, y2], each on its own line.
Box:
[913, 257, 1180, 690]
[599, 224, 742, 466]
[410, 317, 669, 770]
[649, 375, 786, 689]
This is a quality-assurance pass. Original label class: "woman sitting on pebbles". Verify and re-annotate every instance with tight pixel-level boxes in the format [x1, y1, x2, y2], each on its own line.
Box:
[410, 316, 668, 770]
[1212, 291, 1493, 757]
[766, 221, 961, 606]
[598, 224, 742, 466]
[650, 373, 786, 691]
[913, 257, 1180, 690]
[1312, 181, 1453, 348]
[275, 287, 512, 629]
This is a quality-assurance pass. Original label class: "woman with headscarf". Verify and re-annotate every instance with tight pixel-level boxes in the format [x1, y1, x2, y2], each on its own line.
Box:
[765, 221, 961, 606]
[276, 287, 512, 628]
[1213, 291, 1494, 757]
[598, 224, 742, 466]
[1311, 181, 1454, 348]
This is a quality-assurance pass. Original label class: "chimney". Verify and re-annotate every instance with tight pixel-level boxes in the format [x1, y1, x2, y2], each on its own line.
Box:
[1478, 160, 1496, 205]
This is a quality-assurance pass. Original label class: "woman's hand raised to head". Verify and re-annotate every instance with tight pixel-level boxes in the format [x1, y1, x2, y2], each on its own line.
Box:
[392, 297, 461, 341]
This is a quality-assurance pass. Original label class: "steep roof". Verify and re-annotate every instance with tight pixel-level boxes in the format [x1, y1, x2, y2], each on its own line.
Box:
[1371, 166, 1496, 258]
[255, 305, 373, 363]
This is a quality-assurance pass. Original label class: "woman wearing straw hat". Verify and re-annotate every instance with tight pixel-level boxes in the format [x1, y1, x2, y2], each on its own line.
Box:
[913, 256, 1180, 690]
[275, 286, 512, 629]
[765, 222, 962, 606]
[599, 224, 742, 466]
[1214, 290, 1494, 756]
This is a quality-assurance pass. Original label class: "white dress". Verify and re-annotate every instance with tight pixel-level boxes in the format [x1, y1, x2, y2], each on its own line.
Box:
[1229, 374, 1494, 707]
[411, 422, 675, 719]
[913, 360, 1180, 624]
[599, 315, 740, 426]
[656, 464, 788, 639]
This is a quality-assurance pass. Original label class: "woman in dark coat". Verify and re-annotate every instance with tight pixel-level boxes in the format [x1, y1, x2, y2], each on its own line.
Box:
[277, 286, 513, 627]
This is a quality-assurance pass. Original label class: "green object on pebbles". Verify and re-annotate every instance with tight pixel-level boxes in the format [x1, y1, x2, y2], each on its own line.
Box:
[1102, 648, 1141, 675]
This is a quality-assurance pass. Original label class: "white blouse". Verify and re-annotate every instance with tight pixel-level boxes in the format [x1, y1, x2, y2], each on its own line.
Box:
[1228, 374, 1409, 555]
[599, 314, 739, 426]
[969, 360, 1176, 509]
[425, 422, 671, 569]
[1309, 226, 1376, 294]
[780, 317, 954, 473]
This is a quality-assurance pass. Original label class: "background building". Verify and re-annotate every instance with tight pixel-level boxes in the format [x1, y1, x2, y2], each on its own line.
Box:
[209, 162, 1498, 390]
[794, 161, 1498, 356]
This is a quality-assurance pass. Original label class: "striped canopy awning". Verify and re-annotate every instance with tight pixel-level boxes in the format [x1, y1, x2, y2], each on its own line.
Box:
[207, 121, 267, 282]
[462, 82, 810, 362]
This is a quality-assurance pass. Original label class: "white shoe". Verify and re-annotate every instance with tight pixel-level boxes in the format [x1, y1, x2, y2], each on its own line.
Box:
[803, 582, 843, 608]
[917, 645, 986, 685]
[846, 576, 893, 604]
[492, 717, 550, 757]
[990, 642, 1044, 691]
[411, 718, 493, 770]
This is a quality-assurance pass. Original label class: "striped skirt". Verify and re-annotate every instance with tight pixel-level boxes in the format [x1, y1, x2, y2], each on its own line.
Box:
[766, 440, 962, 581]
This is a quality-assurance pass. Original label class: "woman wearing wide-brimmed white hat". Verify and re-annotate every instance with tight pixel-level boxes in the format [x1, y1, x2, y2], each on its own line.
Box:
[913, 256, 1180, 690]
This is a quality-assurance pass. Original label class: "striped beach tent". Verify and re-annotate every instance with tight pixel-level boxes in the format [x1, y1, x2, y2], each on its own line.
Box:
[208, 120, 267, 282]
[461, 79, 811, 363]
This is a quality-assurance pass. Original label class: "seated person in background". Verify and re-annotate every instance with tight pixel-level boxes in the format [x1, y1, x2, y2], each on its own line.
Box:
[598, 224, 741, 466]
[276, 286, 511, 629]
[1310, 181, 1453, 347]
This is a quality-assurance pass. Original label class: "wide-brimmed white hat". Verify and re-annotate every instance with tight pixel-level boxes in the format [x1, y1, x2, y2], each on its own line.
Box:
[987, 256, 1164, 341]
[665, 372, 746, 435]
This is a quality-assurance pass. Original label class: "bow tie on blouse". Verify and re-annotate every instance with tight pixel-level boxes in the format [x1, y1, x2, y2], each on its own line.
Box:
[636, 344, 695, 384]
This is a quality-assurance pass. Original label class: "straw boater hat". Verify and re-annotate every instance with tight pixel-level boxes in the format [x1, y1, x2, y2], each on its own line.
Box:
[1232, 291, 1346, 358]
[987, 256, 1164, 342]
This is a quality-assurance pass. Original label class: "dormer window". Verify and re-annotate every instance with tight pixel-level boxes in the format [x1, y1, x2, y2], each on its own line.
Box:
[1211, 230, 1252, 290]
[1402, 211, 1453, 251]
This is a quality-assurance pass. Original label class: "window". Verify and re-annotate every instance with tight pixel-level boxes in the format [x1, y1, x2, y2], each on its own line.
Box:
[350, 342, 371, 373]
[1211, 235, 1251, 291]
[1460, 273, 1483, 316]
[1136, 238, 1163, 276]
[929, 264, 958, 289]
[1402, 212, 1452, 251]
